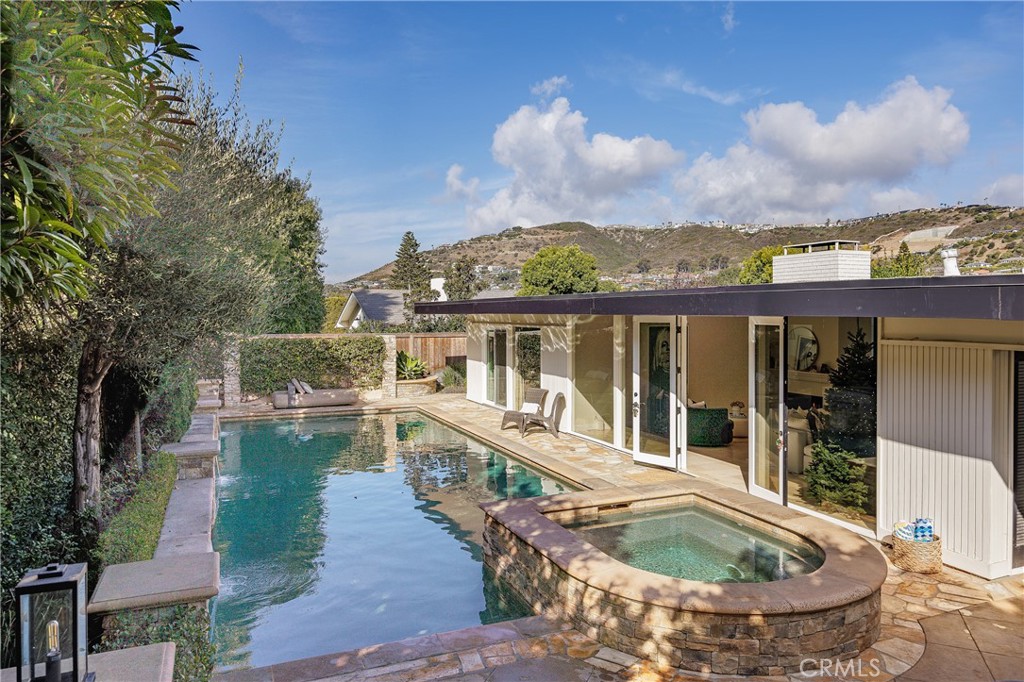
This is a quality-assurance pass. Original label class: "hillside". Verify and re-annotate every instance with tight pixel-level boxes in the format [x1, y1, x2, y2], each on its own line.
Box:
[350, 205, 1022, 285]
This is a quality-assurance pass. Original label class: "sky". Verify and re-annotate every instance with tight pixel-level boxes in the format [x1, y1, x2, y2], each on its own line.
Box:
[175, 1, 1024, 282]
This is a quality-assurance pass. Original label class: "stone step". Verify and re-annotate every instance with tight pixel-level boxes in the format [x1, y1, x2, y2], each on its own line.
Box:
[88, 552, 219, 615]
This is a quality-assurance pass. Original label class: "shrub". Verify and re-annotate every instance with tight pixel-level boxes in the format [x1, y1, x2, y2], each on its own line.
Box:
[805, 440, 869, 512]
[94, 451, 177, 568]
[396, 350, 428, 380]
[140, 363, 198, 451]
[1, 329, 85, 665]
[439, 364, 466, 389]
[240, 336, 385, 395]
[321, 294, 349, 333]
[98, 604, 215, 682]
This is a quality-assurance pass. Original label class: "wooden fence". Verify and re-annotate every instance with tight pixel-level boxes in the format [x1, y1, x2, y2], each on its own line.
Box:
[394, 334, 466, 373]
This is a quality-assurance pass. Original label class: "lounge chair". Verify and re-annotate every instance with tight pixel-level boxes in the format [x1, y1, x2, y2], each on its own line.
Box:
[522, 392, 566, 438]
[272, 378, 358, 409]
[500, 387, 548, 433]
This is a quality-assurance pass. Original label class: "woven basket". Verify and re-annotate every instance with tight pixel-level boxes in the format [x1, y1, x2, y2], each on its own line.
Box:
[892, 535, 942, 574]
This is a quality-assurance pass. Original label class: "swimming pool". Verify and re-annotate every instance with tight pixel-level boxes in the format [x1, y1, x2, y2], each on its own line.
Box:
[213, 412, 573, 670]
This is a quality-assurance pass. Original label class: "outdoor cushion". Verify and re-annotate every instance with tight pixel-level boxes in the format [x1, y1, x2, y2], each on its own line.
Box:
[290, 378, 306, 394]
[299, 380, 314, 394]
[272, 388, 358, 409]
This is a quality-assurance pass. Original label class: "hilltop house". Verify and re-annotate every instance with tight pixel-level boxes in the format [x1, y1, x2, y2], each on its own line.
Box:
[417, 246, 1024, 580]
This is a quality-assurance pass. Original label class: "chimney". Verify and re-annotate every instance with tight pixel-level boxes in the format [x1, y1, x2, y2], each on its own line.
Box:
[940, 248, 961, 276]
[772, 240, 870, 284]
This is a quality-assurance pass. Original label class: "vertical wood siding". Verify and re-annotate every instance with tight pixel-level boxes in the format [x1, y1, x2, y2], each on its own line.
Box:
[394, 334, 467, 373]
[879, 341, 1011, 576]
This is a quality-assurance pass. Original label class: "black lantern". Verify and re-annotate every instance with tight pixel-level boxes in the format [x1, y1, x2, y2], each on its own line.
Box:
[15, 562, 95, 682]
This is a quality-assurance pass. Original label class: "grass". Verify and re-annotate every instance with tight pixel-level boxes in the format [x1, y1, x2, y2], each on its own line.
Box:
[95, 450, 177, 567]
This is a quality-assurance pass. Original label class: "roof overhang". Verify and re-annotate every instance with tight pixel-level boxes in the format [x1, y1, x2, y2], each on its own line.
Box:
[415, 275, 1024, 321]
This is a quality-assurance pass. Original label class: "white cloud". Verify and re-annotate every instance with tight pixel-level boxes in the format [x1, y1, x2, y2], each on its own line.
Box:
[868, 187, 932, 214]
[678, 77, 971, 223]
[463, 97, 684, 231]
[444, 164, 479, 202]
[744, 77, 968, 183]
[721, 2, 737, 34]
[978, 174, 1024, 206]
[530, 75, 571, 99]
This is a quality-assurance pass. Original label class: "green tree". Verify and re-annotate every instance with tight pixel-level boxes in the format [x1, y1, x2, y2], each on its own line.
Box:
[69, 72, 314, 511]
[821, 327, 877, 457]
[388, 231, 431, 291]
[517, 245, 600, 296]
[872, 241, 926, 278]
[442, 256, 481, 301]
[738, 245, 784, 284]
[1, 0, 197, 309]
[321, 294, 349, 332]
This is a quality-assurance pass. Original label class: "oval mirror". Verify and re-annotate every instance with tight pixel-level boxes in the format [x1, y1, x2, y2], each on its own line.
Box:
[788, 326, 819, 371]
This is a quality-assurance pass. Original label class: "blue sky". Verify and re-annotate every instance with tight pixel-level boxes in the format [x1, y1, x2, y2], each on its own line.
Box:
[176, 2, 1024, 282]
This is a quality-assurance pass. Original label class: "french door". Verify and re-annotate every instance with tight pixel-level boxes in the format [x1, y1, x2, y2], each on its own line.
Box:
[748, 317, 785, 503]
[631, 317, 679, 468]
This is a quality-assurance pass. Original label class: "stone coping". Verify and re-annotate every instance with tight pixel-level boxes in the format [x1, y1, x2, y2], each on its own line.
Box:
[1, 643, 176, 682]
[88, 552, 219, 615]
[162, 439, 220, 457]
[154, 478, 216, 558]
[482, 478, 887, 617]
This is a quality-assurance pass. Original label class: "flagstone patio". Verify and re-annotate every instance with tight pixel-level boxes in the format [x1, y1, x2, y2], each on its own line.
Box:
[215, 394, 1023, 682]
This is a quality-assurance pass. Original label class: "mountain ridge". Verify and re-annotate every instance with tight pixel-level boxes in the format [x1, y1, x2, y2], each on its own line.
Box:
[348, 205, 1022, 285]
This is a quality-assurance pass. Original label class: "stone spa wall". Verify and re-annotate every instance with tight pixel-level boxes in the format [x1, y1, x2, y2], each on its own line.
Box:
[482, 482, 885, 676]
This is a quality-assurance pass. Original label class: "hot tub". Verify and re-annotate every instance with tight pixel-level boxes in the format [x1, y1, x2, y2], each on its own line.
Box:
[481, 480, 886, 676]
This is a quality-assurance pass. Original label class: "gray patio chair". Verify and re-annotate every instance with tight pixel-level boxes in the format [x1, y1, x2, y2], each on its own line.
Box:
[500, 387, 548, 433]
[522, 392, 566, 438]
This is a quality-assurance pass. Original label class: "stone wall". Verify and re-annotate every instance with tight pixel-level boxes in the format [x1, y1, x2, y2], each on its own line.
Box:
[481, 485, 885, 676]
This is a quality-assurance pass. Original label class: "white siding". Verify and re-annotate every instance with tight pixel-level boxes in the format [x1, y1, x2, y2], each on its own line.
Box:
[772, 251, 870, 283]
[541, 324, 571, 431]
[465, 322, 486, 403]
[879, 341, 1014, 577]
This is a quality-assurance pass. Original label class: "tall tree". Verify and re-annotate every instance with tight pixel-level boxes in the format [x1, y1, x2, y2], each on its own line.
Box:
[517, 245, 600, 296]
[1, 0, 197, 309]
[388, 231, 431, 291]
[872, 242, 926, 278]
[70, 72, 314, 511]
[442, 256, 481, 301]
[738, 245, 784, 284]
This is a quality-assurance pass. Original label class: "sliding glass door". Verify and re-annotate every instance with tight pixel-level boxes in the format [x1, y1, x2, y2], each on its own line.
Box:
[749, 317, 785, 503]
[486, 329, 508, 407]
[632, 317, 678, 468]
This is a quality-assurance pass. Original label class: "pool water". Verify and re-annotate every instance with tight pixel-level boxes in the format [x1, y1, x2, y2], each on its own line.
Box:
[565, 504, 823, 583]
[213, 413, 572, 670]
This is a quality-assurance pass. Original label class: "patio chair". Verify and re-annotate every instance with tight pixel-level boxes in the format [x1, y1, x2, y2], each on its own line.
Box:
[500, 387, 549, 433]
[522, 392, 566, 438]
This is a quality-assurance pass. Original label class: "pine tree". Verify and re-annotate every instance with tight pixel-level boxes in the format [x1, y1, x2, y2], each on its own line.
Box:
[822, 326, 877, 457]
[388, 231, 431, 291]
[442, 256, 482, 301]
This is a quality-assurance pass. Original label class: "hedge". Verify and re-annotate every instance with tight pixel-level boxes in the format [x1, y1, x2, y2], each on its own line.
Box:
[140, 363, 198, 451]
[1, 330, 85, 665]
[98, 604, 215, 682]
[321, 294, 348, 333]
[240, 336, 385, 395]
[94, 451, 178, 568]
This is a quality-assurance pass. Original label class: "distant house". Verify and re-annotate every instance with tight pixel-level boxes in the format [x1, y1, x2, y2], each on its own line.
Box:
[335, 289, 408, 329]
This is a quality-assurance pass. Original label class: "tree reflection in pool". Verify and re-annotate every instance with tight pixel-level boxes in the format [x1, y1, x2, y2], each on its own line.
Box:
[213, 412, 572, 670]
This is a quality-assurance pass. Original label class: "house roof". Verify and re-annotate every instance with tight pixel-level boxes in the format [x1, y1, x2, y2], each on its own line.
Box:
[415, 274, 1024, 321]
[338, 289, 408, 327]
